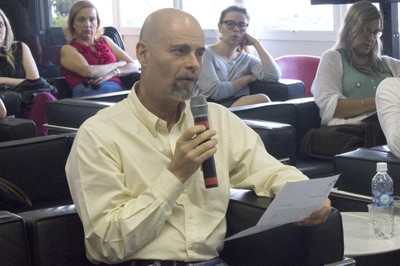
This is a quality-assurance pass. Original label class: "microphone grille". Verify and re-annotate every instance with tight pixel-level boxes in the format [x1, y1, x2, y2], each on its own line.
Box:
[190, 96, 208, 118]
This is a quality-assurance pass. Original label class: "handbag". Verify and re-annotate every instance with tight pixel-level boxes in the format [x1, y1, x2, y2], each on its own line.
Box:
[12, 78, 58, 105]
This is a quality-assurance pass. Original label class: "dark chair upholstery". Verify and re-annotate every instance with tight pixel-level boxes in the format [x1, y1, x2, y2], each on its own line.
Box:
[221, 189, 346, 265]
[230, 97, 334, 178]
[19, 205, 92, 266]
[334, 145, 400, 211]
[0, 211, 31, 265]
[0, 134, 75, 213]
[45, 99, 115, 133]
[78, 90, 130, 102]
[1, 90, 22, 117]
[249, 79, 305, 101]
[0, 117, 35, 141]
[0, 91, 36, 141]
[242, 119, 296, 165]
[103, 26, 141, 90]
[0, 133, 92, 265]
[103, 26, 125, 50]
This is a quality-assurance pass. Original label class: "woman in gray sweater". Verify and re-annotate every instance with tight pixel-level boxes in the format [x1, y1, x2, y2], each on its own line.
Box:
[195, 5, 281, 107]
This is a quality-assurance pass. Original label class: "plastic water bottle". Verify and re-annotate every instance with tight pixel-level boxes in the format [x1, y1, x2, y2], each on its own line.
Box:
[371, 162, 394, 239]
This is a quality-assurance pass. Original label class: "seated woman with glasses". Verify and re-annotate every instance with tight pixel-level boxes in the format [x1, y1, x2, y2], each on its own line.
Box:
[312, 1, 400, 127]
[195, 5, 281, 107]
[300, 1, 400, 159]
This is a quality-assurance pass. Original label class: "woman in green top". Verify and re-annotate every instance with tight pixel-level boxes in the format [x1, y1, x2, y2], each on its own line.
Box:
[312, 1, 400, 126]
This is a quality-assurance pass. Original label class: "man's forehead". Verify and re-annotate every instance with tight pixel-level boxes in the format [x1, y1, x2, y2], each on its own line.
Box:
[161, 30, 204, 47]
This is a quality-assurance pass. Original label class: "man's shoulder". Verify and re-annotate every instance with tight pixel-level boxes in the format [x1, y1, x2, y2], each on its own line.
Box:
[207, 102, 241, 121]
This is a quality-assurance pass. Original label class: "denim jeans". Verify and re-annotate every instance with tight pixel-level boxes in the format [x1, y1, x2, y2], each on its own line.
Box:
[72, 81, 124, 98]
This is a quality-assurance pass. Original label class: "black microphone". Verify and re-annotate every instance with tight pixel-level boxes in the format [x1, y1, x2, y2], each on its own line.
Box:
[190, 96, 218, 189]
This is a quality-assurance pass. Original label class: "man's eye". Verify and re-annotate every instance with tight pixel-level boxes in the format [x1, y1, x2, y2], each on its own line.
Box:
[174, 48, 188, 54]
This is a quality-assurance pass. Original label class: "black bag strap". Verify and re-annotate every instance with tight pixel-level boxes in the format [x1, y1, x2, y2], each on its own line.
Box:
[0, 177, 32, 208]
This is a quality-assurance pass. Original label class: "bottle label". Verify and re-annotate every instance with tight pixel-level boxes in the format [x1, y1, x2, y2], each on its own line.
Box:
[372, 192, 394, 207]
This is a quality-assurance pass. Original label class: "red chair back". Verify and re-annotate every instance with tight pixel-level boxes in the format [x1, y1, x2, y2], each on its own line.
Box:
[275, 55, 320, 97]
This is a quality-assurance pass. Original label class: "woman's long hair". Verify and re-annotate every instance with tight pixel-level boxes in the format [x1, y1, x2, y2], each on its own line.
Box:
[64, 0, 104, 42]
[0, 8, 16, 69]
[334, 1, 383, 75]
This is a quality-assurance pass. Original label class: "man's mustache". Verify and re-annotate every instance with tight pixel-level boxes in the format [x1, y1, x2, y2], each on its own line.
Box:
[179, 73, 198, 80]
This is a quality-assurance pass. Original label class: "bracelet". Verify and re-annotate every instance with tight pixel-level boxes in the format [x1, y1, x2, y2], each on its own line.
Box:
[114, 68, 120, 77]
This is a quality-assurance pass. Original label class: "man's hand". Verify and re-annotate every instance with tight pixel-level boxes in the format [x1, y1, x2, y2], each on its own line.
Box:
[168, 125, 217, 183]
[296, 198, 331, 226]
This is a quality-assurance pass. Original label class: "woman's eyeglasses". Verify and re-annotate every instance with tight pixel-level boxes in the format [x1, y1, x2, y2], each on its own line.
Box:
[364, 29, 383, 39]
[222, 20, 248, 31]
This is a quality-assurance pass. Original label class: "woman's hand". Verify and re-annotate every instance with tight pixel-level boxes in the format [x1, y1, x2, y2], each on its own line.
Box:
[240, 33, 258, 49]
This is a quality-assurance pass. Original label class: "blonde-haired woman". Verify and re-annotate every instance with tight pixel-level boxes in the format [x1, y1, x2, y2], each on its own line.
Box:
[0, 8, 56, 135]
[60, 0, 140, 97]
[312, 1, 400, 126]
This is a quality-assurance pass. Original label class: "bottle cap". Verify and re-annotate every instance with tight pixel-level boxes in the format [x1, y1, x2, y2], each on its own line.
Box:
[376, 162, 388, 172]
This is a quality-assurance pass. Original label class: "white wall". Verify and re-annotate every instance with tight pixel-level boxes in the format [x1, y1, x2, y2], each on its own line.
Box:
[122, 33, 336, 60]
[262, 39, 335, 58]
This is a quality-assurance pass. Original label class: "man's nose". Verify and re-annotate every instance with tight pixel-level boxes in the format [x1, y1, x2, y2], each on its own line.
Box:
[186, 53, 201, 70]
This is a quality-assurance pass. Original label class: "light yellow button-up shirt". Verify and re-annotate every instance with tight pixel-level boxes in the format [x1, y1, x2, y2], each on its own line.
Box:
[65, 83, 308, 264]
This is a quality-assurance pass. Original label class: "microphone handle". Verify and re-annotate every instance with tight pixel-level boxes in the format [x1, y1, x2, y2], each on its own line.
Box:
[194, 116, 218, 189]
[202, 157, 218, 188]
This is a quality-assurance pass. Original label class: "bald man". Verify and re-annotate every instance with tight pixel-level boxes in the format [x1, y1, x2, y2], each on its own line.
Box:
[66, 8, 331, 265]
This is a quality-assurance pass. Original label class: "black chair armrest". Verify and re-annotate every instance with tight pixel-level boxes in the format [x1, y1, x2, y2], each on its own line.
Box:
[19, 204, 91, 265]
[77, 90, 130, 102]
[0, 90, 22, 116]
[0, 117, 35, 141]
[229, 101, 298, 126]
[249, 79, 305, 101]
[0, 211, 31, 265]
[334, 147, 400, 196]
[242, 119, 296, 165]
[221, 189, 344, 265]
[45, 98, 114, 130]
[120, 72, 141, 90]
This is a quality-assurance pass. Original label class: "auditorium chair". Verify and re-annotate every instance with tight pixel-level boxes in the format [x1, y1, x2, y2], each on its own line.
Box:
[333, 145, 400, 212]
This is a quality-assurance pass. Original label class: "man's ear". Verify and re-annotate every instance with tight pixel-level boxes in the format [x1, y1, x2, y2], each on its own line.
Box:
[136, 42, 149, 68]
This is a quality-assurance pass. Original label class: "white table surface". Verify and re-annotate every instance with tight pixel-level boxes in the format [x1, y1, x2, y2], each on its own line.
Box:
[342, 212, 400, 257]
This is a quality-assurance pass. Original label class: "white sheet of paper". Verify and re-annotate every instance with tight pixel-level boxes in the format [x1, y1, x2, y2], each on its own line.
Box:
[225, 174, 339, 241]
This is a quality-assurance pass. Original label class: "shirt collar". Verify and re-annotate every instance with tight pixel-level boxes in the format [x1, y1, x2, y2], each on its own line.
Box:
[128, 82, 190, 135]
